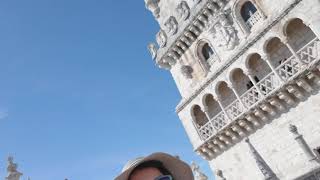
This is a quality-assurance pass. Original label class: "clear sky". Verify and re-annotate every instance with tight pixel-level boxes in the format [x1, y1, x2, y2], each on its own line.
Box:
[0, 0, 214, 179]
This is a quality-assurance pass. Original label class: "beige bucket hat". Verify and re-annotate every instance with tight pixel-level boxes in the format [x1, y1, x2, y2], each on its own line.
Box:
[115, 152, 194, 180]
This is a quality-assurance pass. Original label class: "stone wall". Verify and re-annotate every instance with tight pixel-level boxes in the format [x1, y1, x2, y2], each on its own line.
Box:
[209, 93, 320, 180]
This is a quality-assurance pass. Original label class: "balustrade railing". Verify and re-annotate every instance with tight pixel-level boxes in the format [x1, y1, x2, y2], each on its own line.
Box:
[256, 72, 279, 96]
[246, 11, 263, 29]
[276, 56, 301, 81]
[298, 37, 319, 64]
[212, 112, 228, 130]
[199, 121, 215, 140]
[225, 99, 244, 120]
[196, 38, 320, 142]
[241, 87, 261, 108]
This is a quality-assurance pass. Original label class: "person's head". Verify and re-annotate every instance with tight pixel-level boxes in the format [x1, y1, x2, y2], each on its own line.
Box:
[115, 152, 194, 180]
[129, 160, 172, 180]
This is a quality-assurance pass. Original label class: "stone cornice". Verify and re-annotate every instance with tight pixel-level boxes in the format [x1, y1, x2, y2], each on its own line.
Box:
[155, 0, 224, 68]
[176, 0, 303, 113]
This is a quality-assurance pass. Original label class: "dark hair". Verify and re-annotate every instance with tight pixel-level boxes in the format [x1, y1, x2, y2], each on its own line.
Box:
[129, 160, 172, 179]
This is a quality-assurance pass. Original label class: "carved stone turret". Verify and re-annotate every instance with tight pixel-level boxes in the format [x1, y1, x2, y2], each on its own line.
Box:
[245, 138, 278, 180]
[289, 124, 319, 163]
[176, 1, 190, 21]
[6, 157, 23, 180]
[215, 169, 227, 180]
[191, 162, 208, 180]
[147, 43, 158, 60]
[144, 0, 160, 18]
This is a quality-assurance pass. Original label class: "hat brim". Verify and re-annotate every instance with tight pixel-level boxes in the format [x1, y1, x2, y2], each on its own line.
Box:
[115, 152, 194, 180]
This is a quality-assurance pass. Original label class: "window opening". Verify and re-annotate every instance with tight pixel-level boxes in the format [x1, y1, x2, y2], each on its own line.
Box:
[202, 43, 214, 61]
[241, 2, 257, 22]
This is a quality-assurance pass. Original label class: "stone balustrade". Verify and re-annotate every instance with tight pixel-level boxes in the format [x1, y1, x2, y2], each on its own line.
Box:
[196, 37, 320, 160]
[245, 11, 263, 29]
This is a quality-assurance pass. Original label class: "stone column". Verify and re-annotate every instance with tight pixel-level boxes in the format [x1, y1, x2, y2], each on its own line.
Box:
[228, 83, 247, 109]
[244, 69, 265, 97]
[203, 106, 212, 121]
[289, 124, 318, 162]
[261, 54, 284, 83]
[214, 94, 232, 121]
[307, 17, 320, 39]
[282, 38, 307, 66]
[245, 138, 278, 180]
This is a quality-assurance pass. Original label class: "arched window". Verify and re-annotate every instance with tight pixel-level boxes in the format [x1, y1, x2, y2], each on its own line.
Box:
[192, 105, 209, 127]
[240, 1, 263, 29]
[196, 40, 218, 74]
[202, 43, 214, 61]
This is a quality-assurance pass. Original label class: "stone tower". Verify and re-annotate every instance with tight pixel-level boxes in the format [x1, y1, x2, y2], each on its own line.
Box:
[145, 0, 320, 179]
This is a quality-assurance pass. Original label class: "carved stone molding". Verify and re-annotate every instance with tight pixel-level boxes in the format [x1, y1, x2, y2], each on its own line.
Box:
[176, 1, 190, 21]
[164, 16, 178, 36]
[156, 30, 167, 48]
[144, 0, 160, 18]
[163, 55, 176, 66]
[181, 65, 193, 79]
[147, 43, 158, 60]
[210, 13, 239, 51]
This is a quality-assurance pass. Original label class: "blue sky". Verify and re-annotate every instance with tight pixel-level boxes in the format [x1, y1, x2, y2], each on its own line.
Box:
[0, 0, 214, 179]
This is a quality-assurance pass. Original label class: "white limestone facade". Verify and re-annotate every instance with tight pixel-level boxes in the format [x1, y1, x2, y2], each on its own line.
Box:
[146, 0, 320, 179]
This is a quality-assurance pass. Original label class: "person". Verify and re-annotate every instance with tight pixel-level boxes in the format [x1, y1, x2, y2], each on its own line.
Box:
[115, 152, 194, 180]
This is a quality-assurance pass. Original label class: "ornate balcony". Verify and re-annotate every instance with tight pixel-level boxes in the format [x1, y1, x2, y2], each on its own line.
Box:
[245, 11, 263, 29]
[196, 37, 320, 159]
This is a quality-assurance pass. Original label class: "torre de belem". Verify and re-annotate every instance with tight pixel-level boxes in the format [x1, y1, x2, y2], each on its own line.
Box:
[145, 0, 320, 179]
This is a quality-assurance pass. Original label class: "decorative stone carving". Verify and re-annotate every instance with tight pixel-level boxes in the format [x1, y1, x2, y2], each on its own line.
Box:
[193, 0, 202, 4]
[245, 138, 278, 180]
[181, 65, 193, 79]
[163, 56, 176, 66]
[216, 0, 226, 8]
[211, 14, 239, 50]
[289, 124, 318, 162]
[164, 16, 178, 36]
[156, 30, 167, 48]
[147, 43, 158, 59]
[191, 162, 208, 180]
[158, 62, 171, 70]
[216, 169, 227, 180]
[6, 157, 23, 180]
[176, 1, 190, 21]
[144, 0, 160, 18]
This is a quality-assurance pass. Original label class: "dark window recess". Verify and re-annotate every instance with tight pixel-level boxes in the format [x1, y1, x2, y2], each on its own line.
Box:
[246, 81, 254, 90]
[202, 43, 214, 61]
[315, 147, 320, 156]
[241, 1, 258, 22]
[254, 76, 260, 83]
[279, 58, 293, 74]
[247, 76, 265, 95]
[246, 76, 260, 90]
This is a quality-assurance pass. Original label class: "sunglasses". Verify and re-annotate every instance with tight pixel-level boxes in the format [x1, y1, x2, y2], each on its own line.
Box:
[154, 175, 173, 180]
